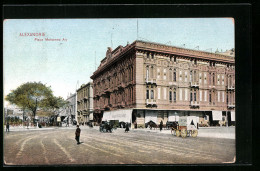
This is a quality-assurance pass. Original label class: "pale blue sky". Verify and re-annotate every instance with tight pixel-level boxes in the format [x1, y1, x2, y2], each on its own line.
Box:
[3, 18, 234, 105]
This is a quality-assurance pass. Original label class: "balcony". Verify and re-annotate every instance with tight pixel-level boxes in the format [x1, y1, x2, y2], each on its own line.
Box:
[146, 99, 157, 107]
[190, 101, 200, 108]
[227, 103, 235, 109]
[226, 85, 235, 91]
[190, 82, 199, 88]
[145, 78, 157, 85]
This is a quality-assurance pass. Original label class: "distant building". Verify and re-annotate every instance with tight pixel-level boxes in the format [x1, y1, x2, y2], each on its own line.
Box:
[91, 40, 235, 128]
[76, 82, 94, 125]
[65, 93, 77, 124]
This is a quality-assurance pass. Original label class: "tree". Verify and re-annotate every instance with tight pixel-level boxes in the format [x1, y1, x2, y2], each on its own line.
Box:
[5, 82, 67, 124]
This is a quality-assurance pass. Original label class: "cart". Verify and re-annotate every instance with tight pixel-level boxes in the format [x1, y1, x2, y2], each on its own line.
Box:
[171, 116, 198, 138]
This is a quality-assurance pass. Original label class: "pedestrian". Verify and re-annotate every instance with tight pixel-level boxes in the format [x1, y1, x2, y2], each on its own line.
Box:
[159, 120, 163, 131]
[6, 122, 10, 132]
[75, 125, 81, 145]
[125, 122, 129, 133]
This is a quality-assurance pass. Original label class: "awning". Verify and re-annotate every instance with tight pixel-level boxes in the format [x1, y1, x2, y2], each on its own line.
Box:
[231, 111, 235, 121]
[212, 111, 222, 121]
[168, 111, 179, 122]
[145, 110, 158, 123]
[103, 109, 133, 123]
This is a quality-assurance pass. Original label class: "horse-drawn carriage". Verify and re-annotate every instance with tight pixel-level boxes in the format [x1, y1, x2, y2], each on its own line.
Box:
[171, 116, 199, 138]
[99, 120, 119, 133]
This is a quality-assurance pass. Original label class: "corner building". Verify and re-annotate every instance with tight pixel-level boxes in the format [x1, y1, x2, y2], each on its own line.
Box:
[76, 82, 94, 125]
[91, 40, 235, 128]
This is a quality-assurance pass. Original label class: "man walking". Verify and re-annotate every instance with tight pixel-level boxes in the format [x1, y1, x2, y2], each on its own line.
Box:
[159, 120, 163, 131]
[75, 125, 81, 145]
[6, 122, 10, 132]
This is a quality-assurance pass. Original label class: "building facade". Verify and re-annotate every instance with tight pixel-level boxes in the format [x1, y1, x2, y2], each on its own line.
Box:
[65, 93, 77, 124]
[91, 40, 235, 128]
[76, 82, 94, 125]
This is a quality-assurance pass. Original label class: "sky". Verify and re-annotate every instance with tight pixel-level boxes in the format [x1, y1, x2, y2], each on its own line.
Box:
[3, 18, 234, 106]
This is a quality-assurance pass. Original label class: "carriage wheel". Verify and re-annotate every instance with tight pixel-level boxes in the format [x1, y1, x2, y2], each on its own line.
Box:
[191, 130, 198, 137]
[176, 130, 181, 137]
[181, 129, 187, 138]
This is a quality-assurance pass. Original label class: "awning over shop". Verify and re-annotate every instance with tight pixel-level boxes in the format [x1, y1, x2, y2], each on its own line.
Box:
[145, 110, 158, 123]
[103, 109, 133, 123]
[212, 111, 222, 121]
[231, 111, 235, 121]
[168, 111, 180, 122]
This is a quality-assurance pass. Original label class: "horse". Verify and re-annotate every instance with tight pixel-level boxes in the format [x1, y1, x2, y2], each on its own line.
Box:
[146, 120, 158, 130]
[170, 122, 178, 134]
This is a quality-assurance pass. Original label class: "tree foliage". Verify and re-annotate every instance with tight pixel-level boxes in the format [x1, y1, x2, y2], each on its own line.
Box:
[5, 82, 68, 122]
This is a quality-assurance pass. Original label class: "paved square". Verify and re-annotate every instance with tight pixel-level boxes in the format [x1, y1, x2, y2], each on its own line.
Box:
[4, 127, 235, 165]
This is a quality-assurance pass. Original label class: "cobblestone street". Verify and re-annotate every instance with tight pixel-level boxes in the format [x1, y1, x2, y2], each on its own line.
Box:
[4, 127, 236, 165]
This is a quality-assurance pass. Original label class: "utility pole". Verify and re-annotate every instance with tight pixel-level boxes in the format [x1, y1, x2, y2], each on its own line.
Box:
[137, 19, 139, 40]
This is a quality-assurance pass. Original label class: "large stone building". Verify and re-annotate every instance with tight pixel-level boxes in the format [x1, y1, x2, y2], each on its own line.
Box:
[76, 82, 94, 125]
[65, 93, 77, 124]
[90, 40, 235, 128]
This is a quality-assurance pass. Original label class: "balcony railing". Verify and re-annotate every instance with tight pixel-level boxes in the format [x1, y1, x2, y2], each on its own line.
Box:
[226, 85, 235, 91]
[190, 101, 200, 108]
[190, 82, 199, 88]
[145, 78, 157, 85]
[227, 103, 235, 108]
[146, 99, 157, 105]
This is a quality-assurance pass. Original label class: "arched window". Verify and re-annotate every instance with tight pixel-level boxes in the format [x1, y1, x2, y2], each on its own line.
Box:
[151, 66, 154, 78]
[173, 69, 176, 82]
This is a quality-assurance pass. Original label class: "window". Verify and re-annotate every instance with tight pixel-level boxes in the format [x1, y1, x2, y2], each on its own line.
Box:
[209, 93, 212, 103]
[204, 90, 207, 101]
[194, 92, 196, 101]
[179, 71, 182, 81]
[190, 92, 193, 101]
[151, 90, 154, 99]
[218, 91, 220, 102]
[222, 92, 225, 102]
[151, 66, 154, 78]
[174, 92, 176, 101]
[169, 91, 172, 101]
[190, 71, 193, 82]
[173, 70, 176, 82]
[146, 66, 149, 79]
[169, 69, 172, 81]
[185, 71, 187, 82]
[204, 73, 207, 84]
[213, 73, 215, 85]
[146, 90, 149, 99]
[200, 90, 202, 101]
[227, 93, 229, 104]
